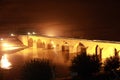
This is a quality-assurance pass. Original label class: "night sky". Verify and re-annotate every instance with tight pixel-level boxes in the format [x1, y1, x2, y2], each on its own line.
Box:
[0, 0, 120, 41]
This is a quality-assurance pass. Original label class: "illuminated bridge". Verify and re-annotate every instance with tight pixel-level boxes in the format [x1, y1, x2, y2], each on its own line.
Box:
[17, 35, 120, 61]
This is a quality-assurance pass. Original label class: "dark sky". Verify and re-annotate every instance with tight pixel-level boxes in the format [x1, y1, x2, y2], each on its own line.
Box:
[0, 0, 120, 41]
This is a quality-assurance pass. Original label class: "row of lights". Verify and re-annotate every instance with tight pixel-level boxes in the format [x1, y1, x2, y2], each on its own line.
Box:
[10, 32, 36, 36]
[27, 32, 36, 35]
[0, 33, 15, 41]
[0, 32, 36, 41]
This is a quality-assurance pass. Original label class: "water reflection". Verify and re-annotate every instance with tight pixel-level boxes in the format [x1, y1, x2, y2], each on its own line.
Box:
[8, 48, 69, 67]
[0, 54, 12, 69]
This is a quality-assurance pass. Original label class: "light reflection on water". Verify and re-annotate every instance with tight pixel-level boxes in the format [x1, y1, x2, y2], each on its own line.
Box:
[1, 48, 71, 80]
[8, 48, 70, 67]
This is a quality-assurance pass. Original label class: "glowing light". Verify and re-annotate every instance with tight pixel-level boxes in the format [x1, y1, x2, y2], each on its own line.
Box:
[51, 41, 54, 44]
[45, 29, 56, 37]
[0, 38, 3, 41]
[2, 43, 12, 47]
[51, 41, 56, 48]
[32, 32, 35, 34]
[27, 32, 31, 35]
[2, 42, 20, 51]
[48, 34, 55, 37]
[53, 45, 56, 48]
[10, 33, 15, 36]
[0, 54, 12, 69]
[3, 47, 20, 51]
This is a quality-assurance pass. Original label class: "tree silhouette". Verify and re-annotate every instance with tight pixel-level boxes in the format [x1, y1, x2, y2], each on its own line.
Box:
[0, 68, 3, 80]
[102, 56, 120, 80]
[70, 53, 101, 79]
[21, 58, 54, 80]
[104, 56, 120, 71]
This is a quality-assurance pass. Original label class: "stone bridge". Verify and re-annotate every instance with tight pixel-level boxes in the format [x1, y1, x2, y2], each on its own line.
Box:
[18, 35, 120, 60]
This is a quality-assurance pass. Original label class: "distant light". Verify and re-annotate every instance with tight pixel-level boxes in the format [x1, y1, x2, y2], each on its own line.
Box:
[117, 67, 120, 70]
[32, 32, 36, 35]
[0, 38, 3, 41]
[10, 33, 15, 36]
[27, 32, 31, 35]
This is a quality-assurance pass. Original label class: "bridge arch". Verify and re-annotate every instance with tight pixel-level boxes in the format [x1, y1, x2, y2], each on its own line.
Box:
[37, 39, 43, 48]
[56, 44, 60, 50]
[76, 42, 86, 54]
[42, 42, 46, 48]
[62, 41, 69, 51]
[61, 41, 70, 62]
[28, 38, 33, 47]
[47, 40, 56, 49]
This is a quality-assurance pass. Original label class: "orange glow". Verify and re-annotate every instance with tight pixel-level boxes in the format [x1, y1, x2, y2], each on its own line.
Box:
[45, 32, 55, 37]
[48, 34, 55, 37]
[44, 28, 57, 37]
[51, 41, 56, 48]
[0, 54, 12, 69]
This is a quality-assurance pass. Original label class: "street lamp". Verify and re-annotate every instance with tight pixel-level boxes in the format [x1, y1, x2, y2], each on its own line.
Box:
[27, 32, 31, 35]
[32, 32, 36, 35]
[10, 33, 15, 36]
